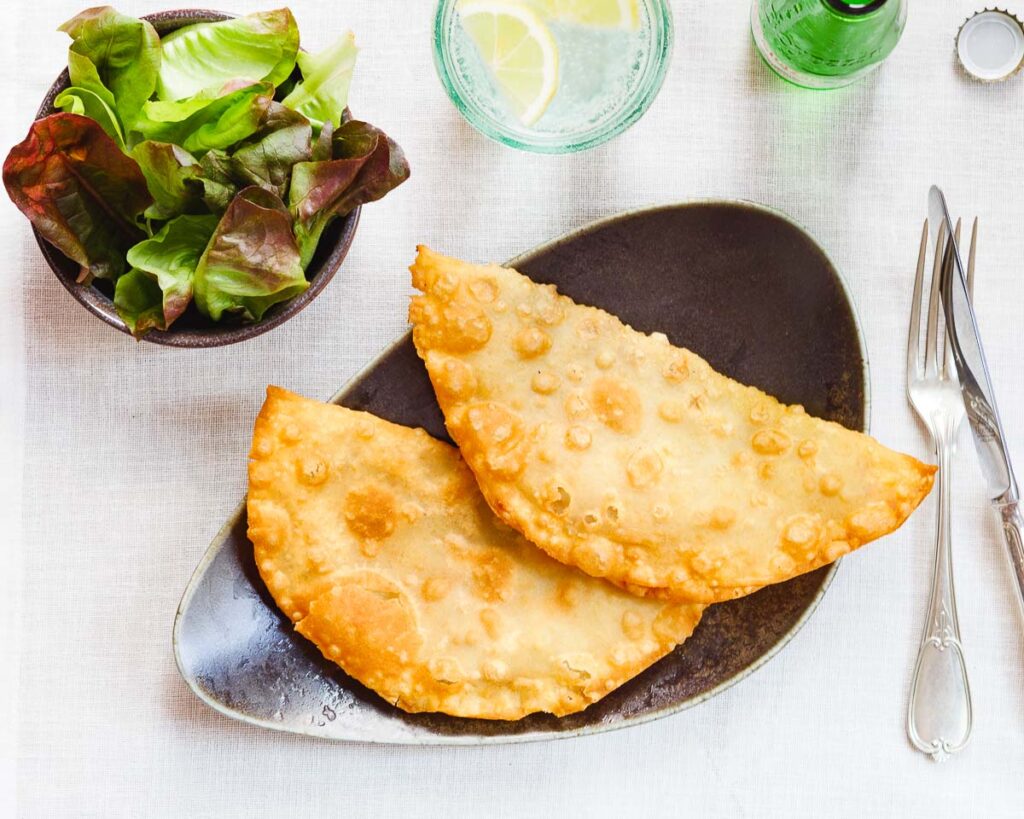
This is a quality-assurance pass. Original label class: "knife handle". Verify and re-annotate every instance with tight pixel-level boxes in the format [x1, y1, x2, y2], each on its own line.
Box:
[997, 500, 1024, 621]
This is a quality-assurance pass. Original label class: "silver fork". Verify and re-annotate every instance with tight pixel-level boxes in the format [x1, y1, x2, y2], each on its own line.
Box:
[905, 217, 977, 761]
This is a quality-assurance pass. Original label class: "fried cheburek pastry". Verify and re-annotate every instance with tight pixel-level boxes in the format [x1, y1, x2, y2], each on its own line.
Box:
[247, 387, 704, 720]
[409, 247, 936, 604]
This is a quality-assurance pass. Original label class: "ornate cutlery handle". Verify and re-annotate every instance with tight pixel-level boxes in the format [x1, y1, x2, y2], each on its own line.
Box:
[907, 438, 972, 761]
[996, 499, 1024, 621]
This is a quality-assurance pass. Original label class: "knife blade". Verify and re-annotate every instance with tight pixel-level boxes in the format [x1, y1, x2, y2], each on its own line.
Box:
[929, 185, 1018, 504]
[930, 185, 1024, 623]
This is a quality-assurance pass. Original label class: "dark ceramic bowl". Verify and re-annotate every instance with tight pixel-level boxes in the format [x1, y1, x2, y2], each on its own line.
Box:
[31, 9, 360, 348]
[174, 201, 869, 744]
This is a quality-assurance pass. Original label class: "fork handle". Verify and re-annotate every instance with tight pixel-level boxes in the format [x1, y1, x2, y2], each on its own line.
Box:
[907, 438, 972, 761]
[995, 499, 1024, 621]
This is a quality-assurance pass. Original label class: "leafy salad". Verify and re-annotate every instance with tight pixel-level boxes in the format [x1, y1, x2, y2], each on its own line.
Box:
[3, 7, 409, 336]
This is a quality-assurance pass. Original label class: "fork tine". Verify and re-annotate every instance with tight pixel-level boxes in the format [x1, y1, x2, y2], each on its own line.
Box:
[967, 217, 978, 300]
[907, 220, 928, 384]
[953, 218, 962, 261]
[924, 221, 946, 376]
[941, 219, 962, 378]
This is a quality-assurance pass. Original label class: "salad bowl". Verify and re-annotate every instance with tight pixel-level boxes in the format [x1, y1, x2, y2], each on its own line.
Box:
[30, 9, 363, 348]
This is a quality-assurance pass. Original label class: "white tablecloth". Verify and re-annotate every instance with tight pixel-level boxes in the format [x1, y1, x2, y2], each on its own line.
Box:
[4, 0, 1024, 816]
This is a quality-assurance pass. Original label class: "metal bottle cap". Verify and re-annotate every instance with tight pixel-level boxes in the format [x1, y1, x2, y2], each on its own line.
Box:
[957, 8, 1024, 82]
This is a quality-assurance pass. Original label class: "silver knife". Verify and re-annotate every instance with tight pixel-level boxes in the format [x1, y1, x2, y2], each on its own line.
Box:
[930, 185, 1024, 619]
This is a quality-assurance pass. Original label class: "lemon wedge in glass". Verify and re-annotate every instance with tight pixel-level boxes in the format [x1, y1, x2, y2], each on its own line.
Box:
[529, 0, 640, 29]
[458, 0, 560, 125]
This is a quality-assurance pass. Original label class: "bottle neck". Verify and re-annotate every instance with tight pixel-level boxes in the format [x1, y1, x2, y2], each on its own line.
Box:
[824, 0, 889, 15]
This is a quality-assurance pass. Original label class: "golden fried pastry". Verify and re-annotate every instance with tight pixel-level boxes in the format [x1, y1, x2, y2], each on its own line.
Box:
[247, 387, 703, 720]
[409, 247, 936, 603]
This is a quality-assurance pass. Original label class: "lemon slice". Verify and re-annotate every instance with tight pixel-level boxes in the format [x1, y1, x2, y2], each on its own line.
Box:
[458, 0, 559, 125]
[529, 0, 640, 29]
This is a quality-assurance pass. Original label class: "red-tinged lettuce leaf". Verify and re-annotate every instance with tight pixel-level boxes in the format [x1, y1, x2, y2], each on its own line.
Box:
[59, 7, 160, 129]
[221, 102, 312, 197]
[281, 32, 357, 130]
[116, 214, 219, 335]
[156, 9, 299, 102]
[130, 141, 205, 220]
[194, 187, 308, 321]
[195, 149, 239, 212]
[288, 120, 409, 267]
[178, 103, 313, 214]
[133, 82, 274, 156]
[3, 113, 152, 282]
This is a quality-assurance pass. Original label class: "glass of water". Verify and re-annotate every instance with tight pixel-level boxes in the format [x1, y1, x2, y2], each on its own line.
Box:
[433, 0, 674, 153]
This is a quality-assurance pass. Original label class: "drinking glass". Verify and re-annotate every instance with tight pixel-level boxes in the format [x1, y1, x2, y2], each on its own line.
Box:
[433, 0, 674, 153]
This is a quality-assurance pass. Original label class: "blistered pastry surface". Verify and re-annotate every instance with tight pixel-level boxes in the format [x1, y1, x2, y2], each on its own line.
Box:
[248, 387, 703, 719]
[409, 247, 936, 603]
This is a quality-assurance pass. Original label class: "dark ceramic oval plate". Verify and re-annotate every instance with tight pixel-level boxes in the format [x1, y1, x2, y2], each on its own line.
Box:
[32, 9, 360, 348]
[173, 201, 869, 744]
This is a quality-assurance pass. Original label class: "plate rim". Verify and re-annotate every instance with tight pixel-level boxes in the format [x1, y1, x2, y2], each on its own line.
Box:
[172, 198, 872, 744]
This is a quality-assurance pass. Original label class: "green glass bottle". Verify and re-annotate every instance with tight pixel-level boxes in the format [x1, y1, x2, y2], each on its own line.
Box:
[751, 0, 908, 89]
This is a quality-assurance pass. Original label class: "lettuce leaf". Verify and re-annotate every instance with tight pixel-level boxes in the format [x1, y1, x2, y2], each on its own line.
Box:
[195, 150, 239, 212]
[225, 103, 312, 196]
[140, 101, 314, 215]
[116, 214, 219, 334]
[282, 32, 357, 130]
[138, 91, 213, 124]
[113, 269, 167, 336]
[130, 141, 204, 220]
[3, 12, 410, 331]
[311, 120, 335, 161]
[54, 80, 125, 151]
[194, 187, 308, 321]
[288, 120, 409, 267]
[160, 102, 313, 213]
[3, 113, 151, 282]
[133, 82, 274, 155]
[157, 9, 299, 102]
[58, 7, 160, 130]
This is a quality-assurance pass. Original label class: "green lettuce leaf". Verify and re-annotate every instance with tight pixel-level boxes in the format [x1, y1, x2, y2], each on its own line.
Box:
[3, 113, 151, 282]
[288, 120, 410, 267]
[54, 81, 125, 151]
[130, 141, 204, 220]
[282, 32, 357, 130]
[311, 120, 334, 161]
[194, 187, 308, 321]
[58, 7, 160, 129]
[157, 9, 299, 102]
[113, 269, 167, 336]
[116, 214, 219, 334]
[138, 90, 213, 124]
[133, 82, 274, 155]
